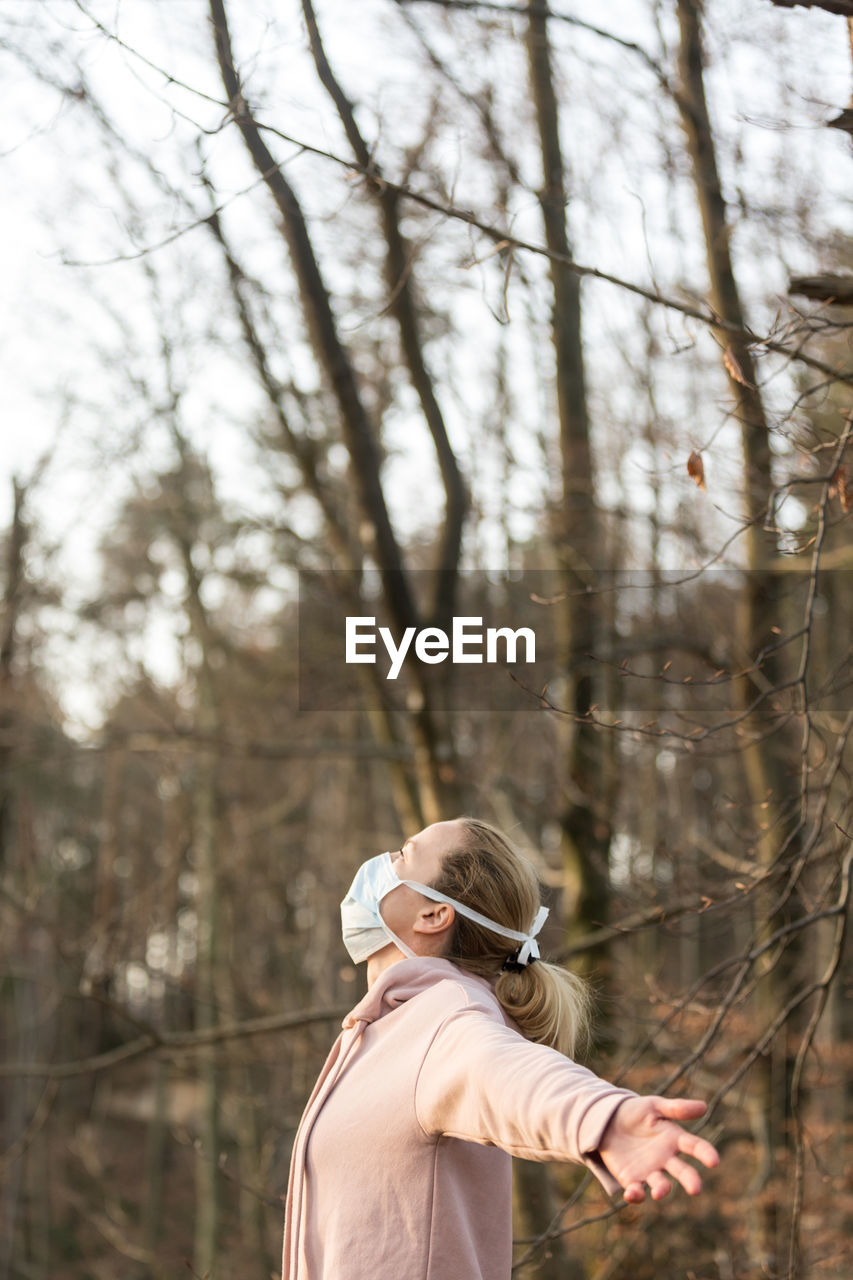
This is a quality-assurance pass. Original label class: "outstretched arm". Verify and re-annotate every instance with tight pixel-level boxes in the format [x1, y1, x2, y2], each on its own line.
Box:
[597, 1096, 720, 1203]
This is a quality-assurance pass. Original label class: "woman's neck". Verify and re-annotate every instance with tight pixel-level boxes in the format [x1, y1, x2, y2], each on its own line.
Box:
[366, 942, 407, 987]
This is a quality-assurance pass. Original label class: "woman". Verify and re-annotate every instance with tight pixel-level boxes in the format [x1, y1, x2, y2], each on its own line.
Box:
[282, 818, 719, 1279]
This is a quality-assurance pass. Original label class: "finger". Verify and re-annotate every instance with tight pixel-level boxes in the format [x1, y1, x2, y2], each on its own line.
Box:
[622, 1181, 646, 1204]
[671, 1131, 717, 1172]
[665, 1155, 703, 1196]
[647, 1171, 672, 1201]
[677, 1131, 720, 1169]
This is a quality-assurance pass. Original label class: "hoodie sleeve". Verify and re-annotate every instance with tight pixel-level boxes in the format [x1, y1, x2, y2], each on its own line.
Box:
[414, 1000, 635, 1195]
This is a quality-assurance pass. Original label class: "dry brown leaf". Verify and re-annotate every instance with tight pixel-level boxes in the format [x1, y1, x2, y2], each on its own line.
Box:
[723, 346, 754, 388]
[687, 450, 706, 491]
[829, 464, 851, 513]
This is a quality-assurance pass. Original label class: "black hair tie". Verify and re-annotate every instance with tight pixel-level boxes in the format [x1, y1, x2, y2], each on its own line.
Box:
[502, 948, 536, 973]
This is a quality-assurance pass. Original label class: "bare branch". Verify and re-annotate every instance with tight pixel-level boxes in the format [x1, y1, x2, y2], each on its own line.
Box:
[0, 1007, 351, 1080]
[790, 274, 853, 305]
[767, 0, 853, 15]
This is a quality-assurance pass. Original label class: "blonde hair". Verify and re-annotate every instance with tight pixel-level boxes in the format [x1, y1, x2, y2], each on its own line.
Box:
[431, 817, 590, 1058]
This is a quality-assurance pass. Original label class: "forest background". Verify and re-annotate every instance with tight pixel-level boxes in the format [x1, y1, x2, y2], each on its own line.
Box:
[1, 1, 852, 1278]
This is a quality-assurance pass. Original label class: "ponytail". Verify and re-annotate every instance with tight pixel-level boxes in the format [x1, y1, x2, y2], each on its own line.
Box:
[494, 961, 590, 1059]
[432, 818, 591, 1058]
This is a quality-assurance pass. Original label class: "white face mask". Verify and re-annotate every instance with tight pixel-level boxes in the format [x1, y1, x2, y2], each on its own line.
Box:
[340, 851, 549, 966]
[339, 852, 418, 964]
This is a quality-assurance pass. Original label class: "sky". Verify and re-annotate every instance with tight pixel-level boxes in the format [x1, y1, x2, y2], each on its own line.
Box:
[2, 2, 849, 490]
[1, 0, 851, 729]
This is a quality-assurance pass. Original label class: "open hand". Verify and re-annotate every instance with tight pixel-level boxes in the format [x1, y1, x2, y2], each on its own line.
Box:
[598, 1096, 719, 1203]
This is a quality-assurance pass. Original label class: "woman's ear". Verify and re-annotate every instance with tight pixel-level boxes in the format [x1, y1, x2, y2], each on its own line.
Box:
[412, 902, 455, 937]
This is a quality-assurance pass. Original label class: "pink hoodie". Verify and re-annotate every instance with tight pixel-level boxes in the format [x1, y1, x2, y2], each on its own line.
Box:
[281, 957, 635, 1279]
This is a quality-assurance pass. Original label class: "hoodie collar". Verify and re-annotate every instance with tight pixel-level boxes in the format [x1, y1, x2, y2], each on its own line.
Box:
[342, 957, 493, 1029]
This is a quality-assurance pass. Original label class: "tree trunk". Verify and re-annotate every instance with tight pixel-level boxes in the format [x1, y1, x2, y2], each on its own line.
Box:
[164, 447, 223, 1280]
[0, 478, 26, 872]
[676, 2, 799, 1267]
[208, 0, 461, 824]
[512, 1160, 586, 1280]
[138, 771, 184, 1280]
[139, 1059, 169, 1280]
[300, 0, 469, 622]
[525, 0, 612, 972]
[202, 206, 425, 834]
[191, 670, 220, 1280]
[517, 5, 616, 1273]
[0, 479, 28, 1280]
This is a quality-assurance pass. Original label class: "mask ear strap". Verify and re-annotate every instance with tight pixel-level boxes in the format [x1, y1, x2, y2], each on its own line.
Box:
[400, 878, 549, 958]
[373, 855, 419, 958]
[380, 922, 417, 959]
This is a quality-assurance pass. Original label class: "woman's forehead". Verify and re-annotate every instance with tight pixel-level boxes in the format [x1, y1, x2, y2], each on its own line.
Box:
[408, 820, 465, 850]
